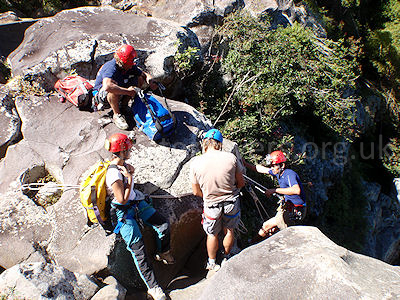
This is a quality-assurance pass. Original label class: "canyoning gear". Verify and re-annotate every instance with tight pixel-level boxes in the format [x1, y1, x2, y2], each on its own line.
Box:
[54, 75, 93, 109]
[265, 150, 287, 165]
[202, 199, 241, 235]
[116, 44, 138, 67]
[203, 128, 223, 143]
[132, 88, 176, 141]
[80, 161, 115, 229]
[113, 113, 129, 130]
[155, 249, 175, 265]
[105, 133, 133, 153]
[147, 286, 166, 300]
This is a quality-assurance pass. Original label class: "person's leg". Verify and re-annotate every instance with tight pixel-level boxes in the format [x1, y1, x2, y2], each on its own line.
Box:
[106, 92, 121, 115]
[203, 205, 222, 270]
[221, 199, 240, 255]
[143, 210, 175, 265]
[222, 227, 235, 255]
[258, 216, 279, 237]
[144, 210, 171, 253]
[119, 218, 159, 289]
[206, 233, 219, 260]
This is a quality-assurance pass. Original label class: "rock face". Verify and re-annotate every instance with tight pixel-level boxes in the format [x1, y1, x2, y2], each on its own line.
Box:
[0, 262, 99, 299]
[363, 180, 400, 264]
[0, 86, 20, 159]
[0, 84, 242, 290]
[198, 226, 400, 300]
[7, 6, 200, 98]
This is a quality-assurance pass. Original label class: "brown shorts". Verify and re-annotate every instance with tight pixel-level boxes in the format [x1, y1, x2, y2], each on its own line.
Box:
[275, 203, 306, 230]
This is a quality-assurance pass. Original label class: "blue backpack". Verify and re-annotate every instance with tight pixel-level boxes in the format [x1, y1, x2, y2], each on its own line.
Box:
[132, 90, 176, 141]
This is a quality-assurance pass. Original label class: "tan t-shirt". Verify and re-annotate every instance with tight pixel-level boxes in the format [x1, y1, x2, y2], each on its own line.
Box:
[190, 149, 240, 206]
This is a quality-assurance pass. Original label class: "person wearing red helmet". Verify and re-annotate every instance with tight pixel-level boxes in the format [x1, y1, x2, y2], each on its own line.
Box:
[244, 150, 306, 242]
[190, 129, 245, 272]
[93, 44, 158, 130]
[105, 133, 173, 300]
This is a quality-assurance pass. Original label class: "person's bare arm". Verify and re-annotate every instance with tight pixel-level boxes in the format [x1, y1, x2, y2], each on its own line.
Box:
[192, 183, 203, 198]
[102, 77, 136, 97]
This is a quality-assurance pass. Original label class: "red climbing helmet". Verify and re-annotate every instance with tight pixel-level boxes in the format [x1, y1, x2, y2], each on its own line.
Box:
[266, 150, 287, 165]
[115, 44, 137, 67]
[105, 133, 133, 153]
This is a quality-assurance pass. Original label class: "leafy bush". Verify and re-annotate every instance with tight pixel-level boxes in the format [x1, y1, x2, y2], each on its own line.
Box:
[213, 12, 361, 160]
[383, 137, 400, 177]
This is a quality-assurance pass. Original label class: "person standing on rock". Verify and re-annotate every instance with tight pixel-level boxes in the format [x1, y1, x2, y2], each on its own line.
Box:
[104, 133, 174, 300]
[243, 150, 307, 242]
[190, 129, 245, 271]
[93, 44, 158, 130]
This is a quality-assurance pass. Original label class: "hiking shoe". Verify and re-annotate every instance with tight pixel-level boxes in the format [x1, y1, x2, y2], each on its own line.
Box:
[155, 250, 175, 265]
[113, 113, 128, 130]
[147, 286, 166, 300]
[206, 261, 220, 272]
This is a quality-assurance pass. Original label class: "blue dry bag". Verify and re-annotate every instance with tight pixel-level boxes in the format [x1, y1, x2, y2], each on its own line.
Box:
[132, 91, 176, 141]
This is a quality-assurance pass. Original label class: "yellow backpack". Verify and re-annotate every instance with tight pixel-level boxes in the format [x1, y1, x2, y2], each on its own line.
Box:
[80, 160, 114, 225]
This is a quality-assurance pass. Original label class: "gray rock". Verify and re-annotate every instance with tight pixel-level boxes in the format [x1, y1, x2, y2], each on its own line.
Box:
[92, 276, 127, 300]
[363, 179, 400, 263]
[0, 11, 20, 24]
[108, 0, 244, 27]
[0, 189, 52, 269]
[7, 6, 200, 96]
[0, 86, 21, 159]
[395, 178, 400, 204]
[199, 226, 400, 300]
[0, 262, 99, 300]
[0, 91, 225, 289]
[244, 0, 326, 38]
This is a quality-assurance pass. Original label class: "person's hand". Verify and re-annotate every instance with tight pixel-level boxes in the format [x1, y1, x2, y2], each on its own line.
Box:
[149, 79, 159, 91]
[125, 163, 135, 174]
[264, 189, 275, 197]
[119, 165, 133, 179]
[127, 86, 137, 97]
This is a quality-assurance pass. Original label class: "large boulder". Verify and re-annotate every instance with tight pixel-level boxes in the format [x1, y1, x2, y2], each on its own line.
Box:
[0, 262, 99, 299]
[198, 226, 400, 299]
[7, 6, 200, 98]
[0, 86, 20, 159]
[0, 86, 243, 290]
[363, 179, 400, 264]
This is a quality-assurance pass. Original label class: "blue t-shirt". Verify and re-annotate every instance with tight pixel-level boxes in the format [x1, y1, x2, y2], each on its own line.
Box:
[93, 58, 142, 92]
[269, 169, 306, 206]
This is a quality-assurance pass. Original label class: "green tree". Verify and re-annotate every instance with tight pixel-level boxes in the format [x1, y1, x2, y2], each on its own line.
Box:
[214, 12, 361, 159]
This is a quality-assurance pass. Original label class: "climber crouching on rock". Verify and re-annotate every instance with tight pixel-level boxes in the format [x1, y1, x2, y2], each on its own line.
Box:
[104, 133, 174, 300]
[243, 150, 307, 243]
[190, 129, 245, 272]
[93, 44, 158, 130]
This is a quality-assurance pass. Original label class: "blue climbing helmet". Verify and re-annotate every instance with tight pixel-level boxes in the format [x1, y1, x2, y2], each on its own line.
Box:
[203, 129, 223, 143]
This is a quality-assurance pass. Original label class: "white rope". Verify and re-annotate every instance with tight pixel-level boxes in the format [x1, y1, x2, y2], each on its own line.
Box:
[21, 183, 80, 191]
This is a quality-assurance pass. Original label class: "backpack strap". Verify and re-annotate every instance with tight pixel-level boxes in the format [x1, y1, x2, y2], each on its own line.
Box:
[157, 83, 177, 129]
[135, 88, 164, 134]
[90, 164, 119, 226]
[91, 185, 105, 225]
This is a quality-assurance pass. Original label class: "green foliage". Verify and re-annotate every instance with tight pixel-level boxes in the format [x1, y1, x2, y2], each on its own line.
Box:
[0, 58, 11, 82]
[173, 42, 201, 79]
[215, 12, 361, 160]
[382, 137, 400, 177]
[8, 76, 46, 97]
